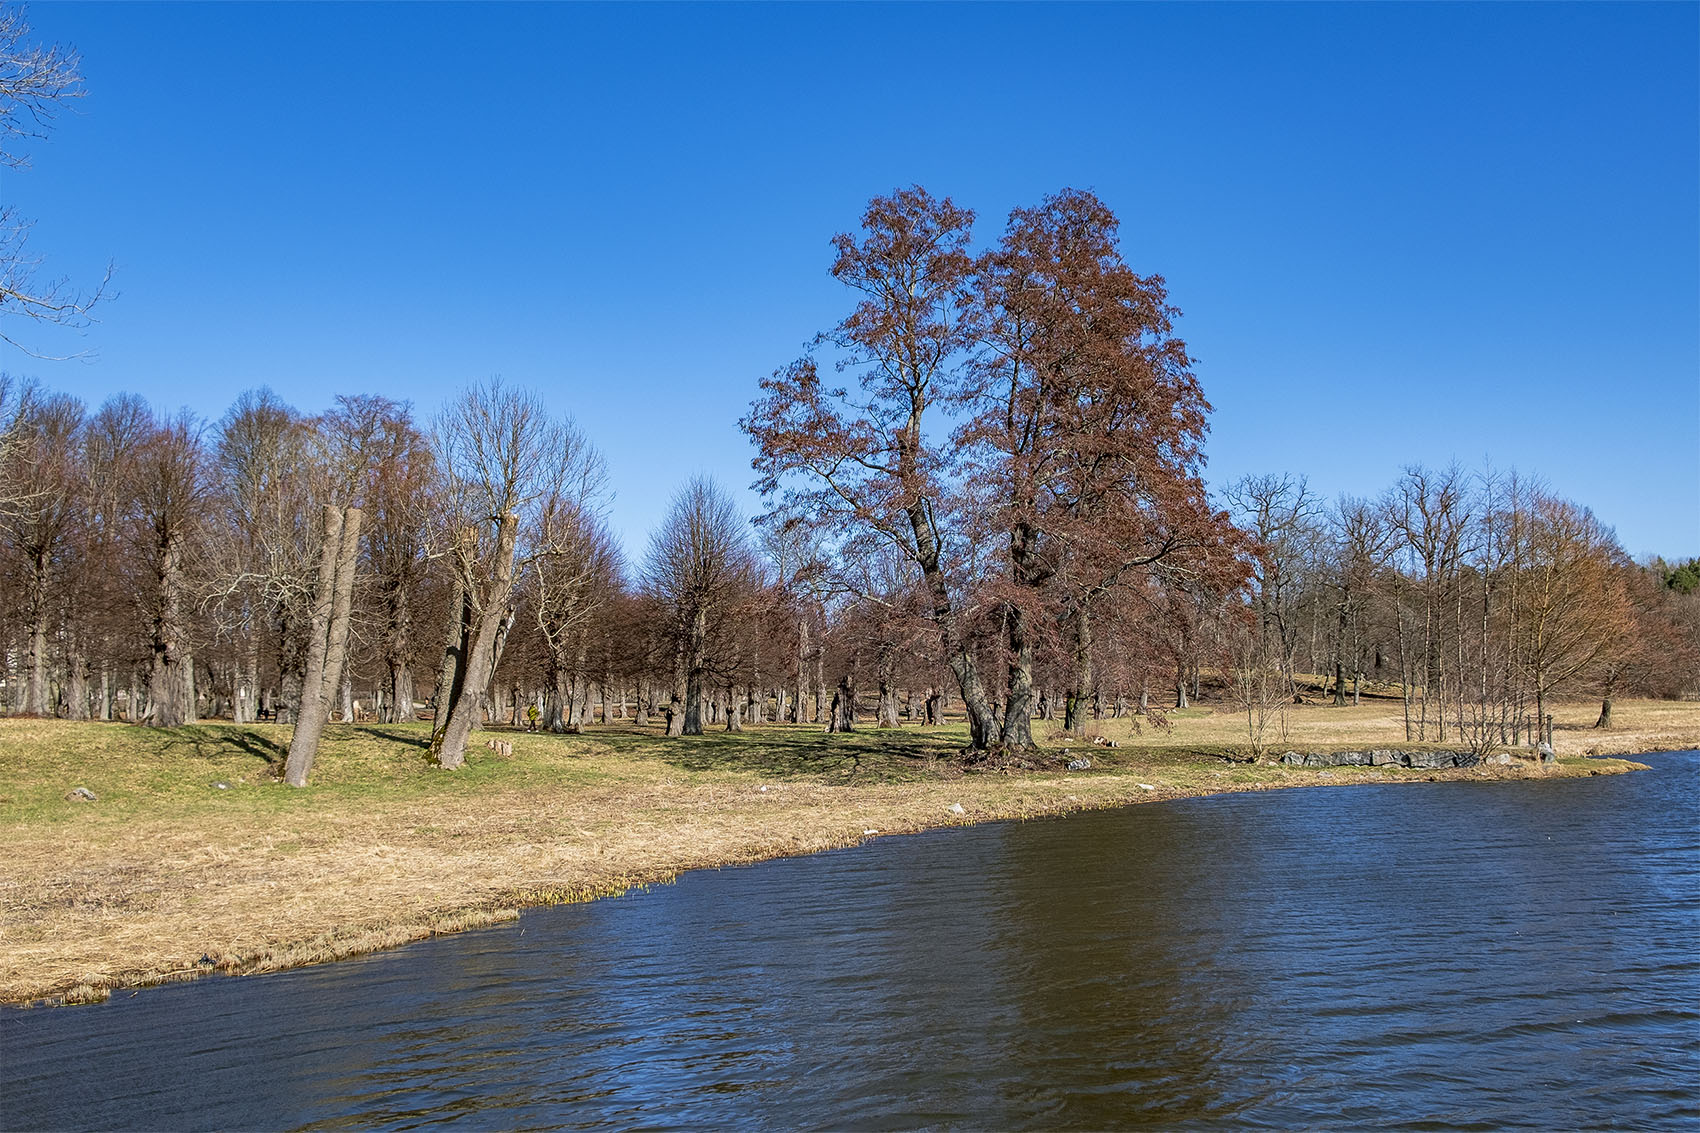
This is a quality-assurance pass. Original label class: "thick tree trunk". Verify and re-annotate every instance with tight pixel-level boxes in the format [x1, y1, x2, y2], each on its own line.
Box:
[827, 675, 856, 733]
[433, 515, 519, 770]
[23, 549, 50, 716]
[65, 634, 88, 720]
[877, 645, 900, 728]
[635, 676, 649, 726]
[430, 527, 475, 737]
[683, 607, 707, 735]
[146, 530, 193, 728]
[726, 687, 743, 732]
[665, 645, 686, 736]
[285, 506, 362, 787]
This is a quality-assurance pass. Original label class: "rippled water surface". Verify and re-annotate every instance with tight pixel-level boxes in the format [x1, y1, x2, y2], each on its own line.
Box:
[6, 752, 1698, 1130]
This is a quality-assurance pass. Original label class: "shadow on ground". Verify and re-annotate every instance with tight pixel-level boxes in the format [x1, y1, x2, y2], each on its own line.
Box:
[584, 724, 966, 783]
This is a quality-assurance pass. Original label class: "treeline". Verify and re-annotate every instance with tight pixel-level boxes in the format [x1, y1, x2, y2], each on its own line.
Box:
[2, 188, 1696, 775]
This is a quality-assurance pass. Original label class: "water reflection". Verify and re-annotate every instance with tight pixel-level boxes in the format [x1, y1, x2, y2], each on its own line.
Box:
[4, 753, 1696, 1131]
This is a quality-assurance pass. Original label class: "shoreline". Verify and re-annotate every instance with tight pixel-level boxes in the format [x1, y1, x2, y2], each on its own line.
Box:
[3, 720, 1680, 1009]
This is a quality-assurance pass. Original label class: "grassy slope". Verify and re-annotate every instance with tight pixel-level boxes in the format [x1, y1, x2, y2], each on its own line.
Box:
[0, 697, 1691, 1006]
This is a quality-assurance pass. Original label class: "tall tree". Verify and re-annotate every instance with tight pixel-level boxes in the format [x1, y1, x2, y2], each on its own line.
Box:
[745, 187, 1004, 749]
[0, 390, 82, 714]
[430, 380, 597, 769]
[131, 409, 208, 727]
[969, 189, 1234, 746]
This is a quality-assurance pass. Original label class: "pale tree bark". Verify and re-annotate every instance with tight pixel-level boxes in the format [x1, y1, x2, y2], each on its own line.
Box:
[284, 506, 362, 787]
[433, 514, 518, 769]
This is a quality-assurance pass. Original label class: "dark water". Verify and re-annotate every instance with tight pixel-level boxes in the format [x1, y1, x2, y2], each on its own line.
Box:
[5, 754, 1697, 1131]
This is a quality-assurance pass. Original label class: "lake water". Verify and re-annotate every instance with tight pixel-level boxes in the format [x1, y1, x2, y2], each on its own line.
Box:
[5, 752, 1697, 1130]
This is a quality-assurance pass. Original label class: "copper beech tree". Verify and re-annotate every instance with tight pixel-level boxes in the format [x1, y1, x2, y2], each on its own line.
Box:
[745, 186, 1241, 754]
[744, 188, 1004, 749]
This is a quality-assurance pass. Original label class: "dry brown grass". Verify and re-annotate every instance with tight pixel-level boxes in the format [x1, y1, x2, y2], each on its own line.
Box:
[1, 697, 1692, 1007]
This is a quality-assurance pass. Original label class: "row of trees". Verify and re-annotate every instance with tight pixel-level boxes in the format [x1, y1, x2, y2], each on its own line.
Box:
[1223, 468, 1700, 753]
[4, 190, 1696, 775]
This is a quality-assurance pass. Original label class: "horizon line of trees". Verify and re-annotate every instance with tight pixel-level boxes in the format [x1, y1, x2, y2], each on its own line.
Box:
[2, 189, 1697, 779]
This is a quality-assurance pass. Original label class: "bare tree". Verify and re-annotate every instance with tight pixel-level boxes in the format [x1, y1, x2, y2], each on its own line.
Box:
[0, 389, 81, 713]
[533, 496, 620, 733]
[643, 476, 757, 736]
[0, 7, 110, 357]
[429, 379, 598, 768]
[131, 409, 208, 728]
[1517, 494, 1633, 755]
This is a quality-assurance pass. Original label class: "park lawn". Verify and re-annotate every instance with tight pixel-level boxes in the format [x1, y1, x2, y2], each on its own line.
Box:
[0, 697, 1691, 1007]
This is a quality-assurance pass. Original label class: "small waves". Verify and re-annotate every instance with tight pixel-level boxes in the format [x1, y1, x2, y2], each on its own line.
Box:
[4, 751, 1696, 1131]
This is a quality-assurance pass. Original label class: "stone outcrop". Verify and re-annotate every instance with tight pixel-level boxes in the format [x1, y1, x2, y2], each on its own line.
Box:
[1278, 748, 1483, 770]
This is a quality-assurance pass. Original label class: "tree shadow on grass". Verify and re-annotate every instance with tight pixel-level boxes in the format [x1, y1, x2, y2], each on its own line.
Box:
[589, 723, 964, 784]
[159, 724, 285, 766]
[362, 726, 432, 751]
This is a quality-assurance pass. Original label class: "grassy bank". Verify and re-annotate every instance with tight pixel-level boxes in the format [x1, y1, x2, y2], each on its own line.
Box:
[2, 698, 1692, 1007]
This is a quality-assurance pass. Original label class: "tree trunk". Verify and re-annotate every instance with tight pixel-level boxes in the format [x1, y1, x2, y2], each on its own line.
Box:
[827, 675, 856, 733]
[145, 528, 193, 728]
[285, 506, 362, 787]
[726, 686, 743, 732]
[430, 535, 473, 736]
[682, 607, 707, 735]
[433, 514, 519, 770]
[665, 644, 686, 736]
[1001, 598, 1038, 750]
[65, 640, 88, 721]
[1065, 603, 1092, 733]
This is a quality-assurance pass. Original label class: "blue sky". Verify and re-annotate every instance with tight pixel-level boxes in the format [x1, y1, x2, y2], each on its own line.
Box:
[6, 2, 1696, 560]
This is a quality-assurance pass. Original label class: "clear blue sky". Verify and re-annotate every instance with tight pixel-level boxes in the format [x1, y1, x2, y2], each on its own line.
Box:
[6, 2, 1696, 561]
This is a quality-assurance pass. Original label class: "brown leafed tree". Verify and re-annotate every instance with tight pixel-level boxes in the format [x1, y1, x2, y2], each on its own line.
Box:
[744, 186, 1004, 749]
[1516, 494, 1634, 754]
[969, 189, 1239, 745]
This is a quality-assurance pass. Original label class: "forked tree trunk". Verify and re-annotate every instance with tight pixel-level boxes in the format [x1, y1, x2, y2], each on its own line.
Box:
[285, 506, 362, 787]
[433, 515, 519, 770]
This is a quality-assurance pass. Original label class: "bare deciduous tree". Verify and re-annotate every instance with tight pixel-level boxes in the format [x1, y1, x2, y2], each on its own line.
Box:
[430, 379, 598, 768]
[643, 476, 756, 736]
[0, 8, 110, 357]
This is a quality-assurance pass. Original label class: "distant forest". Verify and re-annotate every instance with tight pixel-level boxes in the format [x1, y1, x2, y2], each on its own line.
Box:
[3, 189, 1696, 777]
